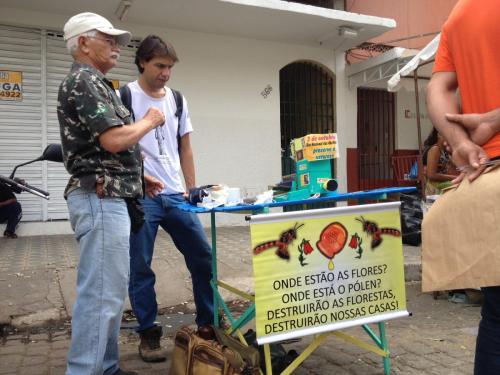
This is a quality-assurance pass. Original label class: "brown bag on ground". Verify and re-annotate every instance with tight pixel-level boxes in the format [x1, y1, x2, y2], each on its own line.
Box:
[422, 165, 500, 292]
[169, 326, 260, 375]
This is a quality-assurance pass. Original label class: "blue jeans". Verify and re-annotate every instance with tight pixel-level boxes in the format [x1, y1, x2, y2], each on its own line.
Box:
[129, 193, 214, 331]
[0, 201, 22, 233]
[474, 286, 500, 374]
[66, 189, 131, 375]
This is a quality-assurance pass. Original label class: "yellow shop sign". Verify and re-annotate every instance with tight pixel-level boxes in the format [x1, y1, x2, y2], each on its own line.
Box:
[0, 71, 23, 101]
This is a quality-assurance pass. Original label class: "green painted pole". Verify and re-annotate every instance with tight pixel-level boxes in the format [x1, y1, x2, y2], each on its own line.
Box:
[378, 321, 390, 374]
[211, 211, 219, 327]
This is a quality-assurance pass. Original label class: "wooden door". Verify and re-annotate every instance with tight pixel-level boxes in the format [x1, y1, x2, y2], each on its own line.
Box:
[357, 88, 395, 190]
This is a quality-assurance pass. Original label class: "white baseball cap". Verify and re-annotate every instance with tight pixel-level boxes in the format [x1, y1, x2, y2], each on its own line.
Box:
[63, 12, 131, 46]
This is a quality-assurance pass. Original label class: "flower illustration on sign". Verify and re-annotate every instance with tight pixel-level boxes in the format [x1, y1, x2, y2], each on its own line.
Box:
[348, 232, 363, 259]
[298, 238, 314, 266]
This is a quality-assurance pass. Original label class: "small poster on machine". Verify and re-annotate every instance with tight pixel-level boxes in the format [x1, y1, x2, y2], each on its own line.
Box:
[291, 133, 338, 162]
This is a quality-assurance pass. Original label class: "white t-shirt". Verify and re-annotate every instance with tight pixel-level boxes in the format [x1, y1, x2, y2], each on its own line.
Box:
[128, 80, 193, 194]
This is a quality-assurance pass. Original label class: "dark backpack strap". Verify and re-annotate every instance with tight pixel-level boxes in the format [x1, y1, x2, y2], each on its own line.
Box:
[118, 85, 135, 122]
[171, 89, 184, 152]
[172, 88, 183, 119]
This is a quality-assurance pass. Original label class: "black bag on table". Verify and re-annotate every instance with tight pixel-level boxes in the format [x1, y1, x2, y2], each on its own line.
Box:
[399, 192, 423, 246]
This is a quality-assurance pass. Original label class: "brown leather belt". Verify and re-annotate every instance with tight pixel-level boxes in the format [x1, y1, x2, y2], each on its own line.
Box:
[96, 177, 105, 199]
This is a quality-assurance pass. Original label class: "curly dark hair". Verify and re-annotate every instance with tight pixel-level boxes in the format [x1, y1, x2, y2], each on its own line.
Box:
[422, 128, 439, 165]
[423, 128, 439, 149]
[135, 34, 179, 73]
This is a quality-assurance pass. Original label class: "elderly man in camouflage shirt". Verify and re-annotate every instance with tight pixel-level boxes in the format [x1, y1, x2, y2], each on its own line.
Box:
[57, 13, 164, 375]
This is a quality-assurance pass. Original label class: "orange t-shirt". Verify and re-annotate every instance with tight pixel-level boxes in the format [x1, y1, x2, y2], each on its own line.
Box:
[433, 0, 500, 158]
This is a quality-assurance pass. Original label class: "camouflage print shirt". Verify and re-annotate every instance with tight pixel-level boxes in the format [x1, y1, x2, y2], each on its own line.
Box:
[57, 62, 142, 199]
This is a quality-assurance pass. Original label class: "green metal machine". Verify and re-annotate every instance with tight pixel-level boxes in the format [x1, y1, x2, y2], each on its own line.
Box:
[274, 133, 339, 202]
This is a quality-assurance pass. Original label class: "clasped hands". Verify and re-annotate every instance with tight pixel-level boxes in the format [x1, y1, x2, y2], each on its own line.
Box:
[444, 108, 500, 182]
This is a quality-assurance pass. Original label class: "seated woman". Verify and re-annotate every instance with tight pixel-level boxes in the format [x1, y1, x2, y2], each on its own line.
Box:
[422, 128, 457, 196]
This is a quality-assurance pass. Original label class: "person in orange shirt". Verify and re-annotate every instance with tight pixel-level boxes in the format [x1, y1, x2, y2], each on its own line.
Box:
[427, 0, 500, 180]
[426, 0, 500, 373]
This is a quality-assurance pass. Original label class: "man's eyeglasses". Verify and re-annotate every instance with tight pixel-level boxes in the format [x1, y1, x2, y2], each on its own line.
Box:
[87, 36, 122, 48]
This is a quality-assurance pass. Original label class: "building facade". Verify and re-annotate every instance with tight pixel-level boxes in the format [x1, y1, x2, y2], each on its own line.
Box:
[0, 0, 396, 233]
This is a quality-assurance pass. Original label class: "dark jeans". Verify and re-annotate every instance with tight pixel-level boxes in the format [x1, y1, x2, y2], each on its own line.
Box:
[129, 193, 214, 331]
[0, 201, 22, 233]
[474, 286, 500, 374]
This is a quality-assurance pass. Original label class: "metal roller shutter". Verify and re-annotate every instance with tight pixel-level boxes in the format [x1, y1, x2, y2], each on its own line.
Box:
[0, 24, 140, 222]
[45, 31, 73, 220]
[0, 25, 43, 221]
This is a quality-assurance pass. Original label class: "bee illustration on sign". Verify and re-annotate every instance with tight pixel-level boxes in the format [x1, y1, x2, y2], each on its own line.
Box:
[356, 216, 401, 249]
[253, 223, 304, 260]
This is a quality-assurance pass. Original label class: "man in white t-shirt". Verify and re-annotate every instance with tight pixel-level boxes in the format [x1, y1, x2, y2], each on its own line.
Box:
[126, 35, 213, 362]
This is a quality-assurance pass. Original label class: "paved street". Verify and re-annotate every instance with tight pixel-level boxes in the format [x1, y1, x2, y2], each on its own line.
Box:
[0, 283, 481, 375]
[0, 227, 481, 374]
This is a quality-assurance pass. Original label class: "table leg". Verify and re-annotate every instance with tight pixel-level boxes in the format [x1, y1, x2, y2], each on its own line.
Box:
[379, 321, 391, 374]
[264, 344, 273, 375]
[211, 211, 219, 327]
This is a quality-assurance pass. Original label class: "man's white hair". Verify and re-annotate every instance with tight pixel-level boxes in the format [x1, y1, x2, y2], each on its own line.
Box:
[66, 30, 98, 56]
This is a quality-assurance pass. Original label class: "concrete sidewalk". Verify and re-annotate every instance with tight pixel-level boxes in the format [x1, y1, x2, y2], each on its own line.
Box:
[0, 227, 422, 328]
